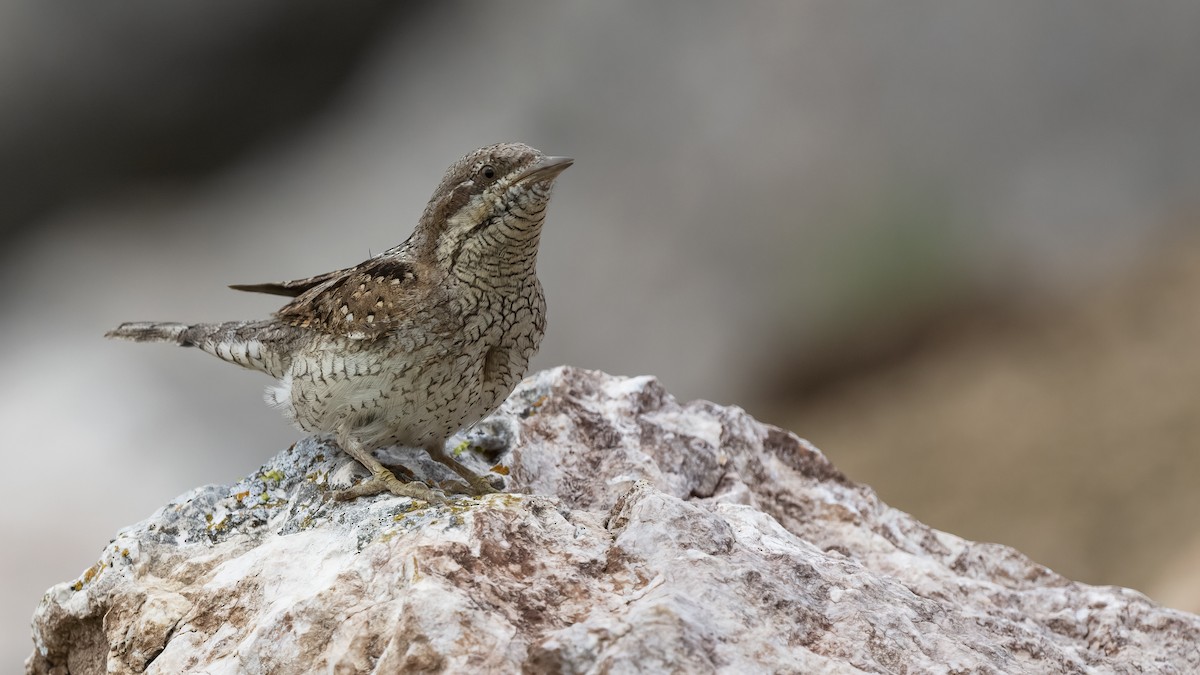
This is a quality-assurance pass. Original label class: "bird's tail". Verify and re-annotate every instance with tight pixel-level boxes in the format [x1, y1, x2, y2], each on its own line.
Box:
[105, 321, 194, 345]
[106, 320, 291, 377]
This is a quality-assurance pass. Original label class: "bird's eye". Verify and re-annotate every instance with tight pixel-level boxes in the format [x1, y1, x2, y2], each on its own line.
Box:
[481, 165, 496, 180]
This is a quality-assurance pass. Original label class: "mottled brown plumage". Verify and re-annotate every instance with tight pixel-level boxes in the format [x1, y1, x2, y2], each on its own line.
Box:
[272, 257, 418, 340]
[107, 143, 572, 502]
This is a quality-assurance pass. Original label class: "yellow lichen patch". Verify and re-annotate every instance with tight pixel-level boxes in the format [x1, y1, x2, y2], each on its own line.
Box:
[254, 493, 287, 508]
[521, 394, 550, 418]
[261, 469, 285, 483]
[451, 440, 471, 457]
[234, 490, 250, 502]
[74, 560, 104, 591]
[490, 464, 511, 476]
[482, 493, 524, 509]
[392, 502, 425, 520]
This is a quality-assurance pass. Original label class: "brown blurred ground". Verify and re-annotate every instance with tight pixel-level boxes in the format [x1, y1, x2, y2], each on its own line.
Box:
[772, 229, 1200, 611]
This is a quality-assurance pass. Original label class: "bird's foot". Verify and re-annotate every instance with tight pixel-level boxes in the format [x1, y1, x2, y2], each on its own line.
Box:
[334, 469, 446, 504]
[465, 473, 502, 496]
[424, 444, 506, 496]
[439, 476, 500, 497]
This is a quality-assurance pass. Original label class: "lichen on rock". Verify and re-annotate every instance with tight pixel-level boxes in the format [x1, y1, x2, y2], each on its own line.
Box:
[26, 367, 1200, 674]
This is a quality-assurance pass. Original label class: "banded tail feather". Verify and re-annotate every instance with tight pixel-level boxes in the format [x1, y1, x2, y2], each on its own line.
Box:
[105, 321, 192, 344]
[106, 320, 289, 377]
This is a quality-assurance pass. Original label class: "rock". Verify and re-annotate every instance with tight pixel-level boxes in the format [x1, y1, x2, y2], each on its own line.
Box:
[26, 367, 1200, 674]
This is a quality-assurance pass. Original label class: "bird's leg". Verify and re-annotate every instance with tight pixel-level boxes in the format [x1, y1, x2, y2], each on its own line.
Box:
[334, 435, 444, 504]
[425, 442, 502, 496]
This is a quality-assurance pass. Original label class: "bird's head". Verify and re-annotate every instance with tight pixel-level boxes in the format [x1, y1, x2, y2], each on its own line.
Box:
[416, 142, 572, 274]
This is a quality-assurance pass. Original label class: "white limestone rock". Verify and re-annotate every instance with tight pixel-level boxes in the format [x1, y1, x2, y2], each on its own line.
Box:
[27, 367, 1200, 674]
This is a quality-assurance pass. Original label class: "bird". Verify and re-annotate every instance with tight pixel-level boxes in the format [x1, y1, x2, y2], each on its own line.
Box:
[107, 142, 572, 503]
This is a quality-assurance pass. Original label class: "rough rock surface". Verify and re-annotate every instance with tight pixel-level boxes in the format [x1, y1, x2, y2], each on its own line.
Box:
[27, 367, 1200, 674]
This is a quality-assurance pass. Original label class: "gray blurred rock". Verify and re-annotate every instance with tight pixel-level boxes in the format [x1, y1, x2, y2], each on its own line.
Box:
[27, 367, 1200, 673]
[0, 0, 412, 234]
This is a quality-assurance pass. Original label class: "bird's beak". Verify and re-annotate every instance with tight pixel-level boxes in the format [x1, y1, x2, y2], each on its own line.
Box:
[515, 156, 574, 185]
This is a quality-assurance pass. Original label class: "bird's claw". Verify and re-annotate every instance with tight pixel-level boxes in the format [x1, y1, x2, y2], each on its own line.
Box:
[334, 470, 446, 504]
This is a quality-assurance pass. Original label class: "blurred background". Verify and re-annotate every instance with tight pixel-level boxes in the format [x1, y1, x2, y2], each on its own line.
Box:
[4, 0, 1200, 664]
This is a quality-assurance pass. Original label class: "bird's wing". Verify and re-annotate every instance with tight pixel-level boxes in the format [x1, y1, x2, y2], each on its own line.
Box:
[229, 268, 349, 298]
[272, 257, 421, 341]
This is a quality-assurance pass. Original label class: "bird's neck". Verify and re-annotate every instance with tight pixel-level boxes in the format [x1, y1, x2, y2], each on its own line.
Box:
[432, 205, 544, 289]
[449, 232, 542, 291]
